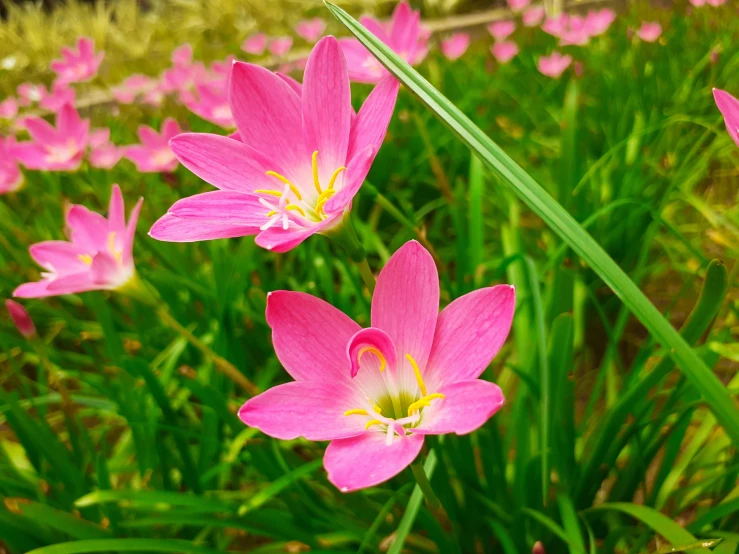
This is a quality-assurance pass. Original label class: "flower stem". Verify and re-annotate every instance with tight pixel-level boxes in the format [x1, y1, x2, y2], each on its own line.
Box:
[409, 460, 441, 509]
[355, 257, 376, 294]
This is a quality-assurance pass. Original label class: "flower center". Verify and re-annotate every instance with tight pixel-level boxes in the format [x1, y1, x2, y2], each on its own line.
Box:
[45, 140, 78, 164]
[77, 232, 122, 266]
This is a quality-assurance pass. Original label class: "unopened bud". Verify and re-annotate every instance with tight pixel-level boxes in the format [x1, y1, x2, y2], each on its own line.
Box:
[532, 541, 546, 554]
[5, 300, 36, 338]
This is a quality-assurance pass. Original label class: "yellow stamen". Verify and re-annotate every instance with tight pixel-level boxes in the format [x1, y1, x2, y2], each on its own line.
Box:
[108, 232, 121, 262]
[265, 171, 303, 201]
[405, 354, 427, 396]
[344, 409, 369, 416]
[365, 419, 383, 429]
[315, 189, 337, 216]
[311, 151, 322, 194]
[285, 204, 306, 217]
[266, 210, 278, 217]
[327, 166, 346, 190]
[407, 393, 446, 416]
[358, 346, 386, 372]
[373, 404, 382, 415]
[78, 254, 93, 266]
[254, 189, 283, 197]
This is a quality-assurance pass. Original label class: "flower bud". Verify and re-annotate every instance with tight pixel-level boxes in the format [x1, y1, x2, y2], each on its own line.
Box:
[5, 300, 36, 338]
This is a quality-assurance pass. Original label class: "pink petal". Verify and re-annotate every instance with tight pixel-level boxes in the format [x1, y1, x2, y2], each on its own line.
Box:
[123, 197, 142, 267]
[412, 380, 505, 435]
[12, 143, 53, 169]
[265, 290, 361, 383]
[254, 215, 338, 253]
[14, 281, 54, 299]
[347, 327, 398, 378]
[90, 251, 120, 285]
[149, 214, 257, 242]
[359, 15, 391, 45]
[324, 431, 424, 492]
[371, 241, 439, 394]
[389, 2, 421, 56]
[108, 184, 126, 236]
[324, 145, 374, 215]
[137, 125, 162, 149]
[348, 75, 399, 162]
[161, 118, 182, 141]
[239, 381, 364, 441]
[45, 272, 98, 295]
[23, 117, 59, 146]
[66, 205, 109, 252]
[29, 241, 87, 273]
[57, 103, 87, 143]
[425, 285, 515, 389]
[229, 62, 306, 176]
[276, 72, 302, 97]
[302, 37, 352, 178]
[714, 88, 739, 148]
[165, 190, 267, 228]
[339, 39, 385, 84]
[78, 37, 95, 58]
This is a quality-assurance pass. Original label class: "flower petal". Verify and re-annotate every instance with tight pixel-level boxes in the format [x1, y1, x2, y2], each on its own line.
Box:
[29, 241, 87, 273]
[347, 75, 399, 161]
[372, 241, 439, 394]
[166, 191, 267, 228]
[14, 281, 53, 299]
[254, 215, 338, 253]
[324, 431, 424, 492]
[90, 251, 121, 285]
[108, 184, 126, 237]
[714, 88, 739, 148]
[265, 290, 360, 384]
[389, 2, 421, 55]
[239, 381, 364, 441]
[149, 214, 257, 242]
[425, 285, 515, 388]
[324, 145, 374, 216]
[412, 380, 505, 435]
[45, 272, 98, 295]
[66, 205, 109, 252]
[122, 197, 143, 266]
[338, 39, 385, 84]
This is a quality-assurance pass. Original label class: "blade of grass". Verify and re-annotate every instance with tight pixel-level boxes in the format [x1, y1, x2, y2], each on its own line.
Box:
[24, 539, 232, 554]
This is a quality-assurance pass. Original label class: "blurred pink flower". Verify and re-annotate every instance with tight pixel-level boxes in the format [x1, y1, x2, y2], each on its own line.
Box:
[0, 98, 18, 119]
[542, 14, 568, 37]
[491, 41, 519, 64]
[295, 18, 327, 43]
[17, 83, 46, 107]
[50, 37, 104, 84]
[14, 184, 142, 299]
[506, 0, 531, 11]
[441, 33, 470, 61]
[124, 119, 182, 173]
[150, 37, 399, 252]
[182, 82, 235, 129]
[39, 82, 76, 112]
[537, 52, 572, 78]
[5, 300, 36, 338]
[637, 22, 662, 42]
[0, 137, 24, 194]
[339, 1, 430, 84]
[239, 241, 513, 492]
[523, 6, 545, 27]
[12, 104, 89, 171]
[269, 37, 294, 57]
[242, 33, 267, 55]
[689, 0, 706, 5]
[488, 20, 516, 41]
[714, 88, 739, 149]
[707, 0, 726, 5]
[692, 0, 726, 5]
[88, 129, 122, 169]
[112, 75, 155, 104]
[585, 8, 617, 36]
[171, 43, 193, 67]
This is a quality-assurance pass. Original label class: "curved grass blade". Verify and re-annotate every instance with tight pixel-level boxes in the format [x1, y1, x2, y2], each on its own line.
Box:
[323, 1, 739, 447]
[24, 539, 231, 554]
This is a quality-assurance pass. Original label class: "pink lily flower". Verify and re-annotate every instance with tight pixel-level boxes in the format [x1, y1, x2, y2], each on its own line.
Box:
[5, 300, 37, 339]
[241, 33, 267, 55]
[124, 119, 182, 173]
[112, 75, 155, 104]
[12, 104, 89, 171]
[585, 9, 617, 36]
[0, 98, 18, 119]
[39, 81, 76, 112]
[541, 14, 568, 38]
[88, 129, 123, 169]
[17, 83, 46, 107]
[339, 1, 430, 84]
[14, 184, 142, 299]
[150, 37, 399, 252]
[239, 241, 514, 492]
[441, 33, 470, 61]
[1, 137, 24, 194]
[537, 52, 572, 78]
[296, 18, 327, 43]
[268, 37, 294, 57]
[50, 37, 104, 84]
[506, 0, 531, 11]
[523, 6, 545, 27]
[636, 22, 662, 42]
[713, 89, 739, 149]
[487, 20, 516, 41]
[181, 82, 234, 129]
[491, 41, 519, 64]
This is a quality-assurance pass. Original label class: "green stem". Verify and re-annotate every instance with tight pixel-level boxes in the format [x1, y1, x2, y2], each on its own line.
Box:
[355, 257, 376, 294]
[409, 460, 441, 509]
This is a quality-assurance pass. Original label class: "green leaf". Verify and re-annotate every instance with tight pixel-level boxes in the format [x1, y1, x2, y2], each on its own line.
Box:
[323, 2, 739, 447]
[24, 539, 231, 554]
[655, 539, 723, 554]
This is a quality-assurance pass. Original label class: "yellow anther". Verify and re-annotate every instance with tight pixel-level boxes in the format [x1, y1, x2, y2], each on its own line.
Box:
[358, 346, 386, 372]
[315, 189, 337, 217]
[373, 404, 382, 415]
[365, 419, 383, 429]
[407, 393, 446, 416]
[327, 166, 346, 190]
[405, 354, 427, 396]
[311, 151, 322, 194]
[265, 171, 303, 201]
[343, 409, 369, 416]
[108, 232, 121, 262]
[254, 189, 283, 197]
[266, 210, 278, 217]
[285, 204, 306, 217]
[78, 254, 93, 266]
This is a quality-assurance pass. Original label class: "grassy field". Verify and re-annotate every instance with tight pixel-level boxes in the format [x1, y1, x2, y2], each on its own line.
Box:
[1, 0, 738, 553]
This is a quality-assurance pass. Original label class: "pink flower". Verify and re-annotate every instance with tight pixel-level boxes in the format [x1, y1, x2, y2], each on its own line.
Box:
[537, 52, 573, 78]
[339, 1, 430, 84]
[714, 89, 739, 149]
[14, 184, 142, 299]
[17, 83, 46, 107]
[241, 33, 267, 55]
[0, 137, 24, 194]
[506, 0, 531, 11]
[637, 22, 662, 42]
[690, 0, 706, 5]
[0, 98, 18, 119]
[112, 75, 155, 104]
[239, 241, 514, 492]
[523, 6, 545, 27]
[296, 18, 327, 43]
[269, 37, 294, 57]
[182, 82, 234, 129]
[171, 43, 193, 67]
[88, 130, 123, 169]
[490, 41, 519, 64]
[542, 14, 568, 38]
[707, 0, 726, 5]
[585, 9, 617, 36]
[150, 37, 399, 252]
[487, 20, 516, 41]
[124, 119, 182, 173]
[50, 37, 104, 84]
[39, 81, 76, 112]
[5, 300, 36, 338]
[12, 104, 89, 171]
[441, 33, 470, 61]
